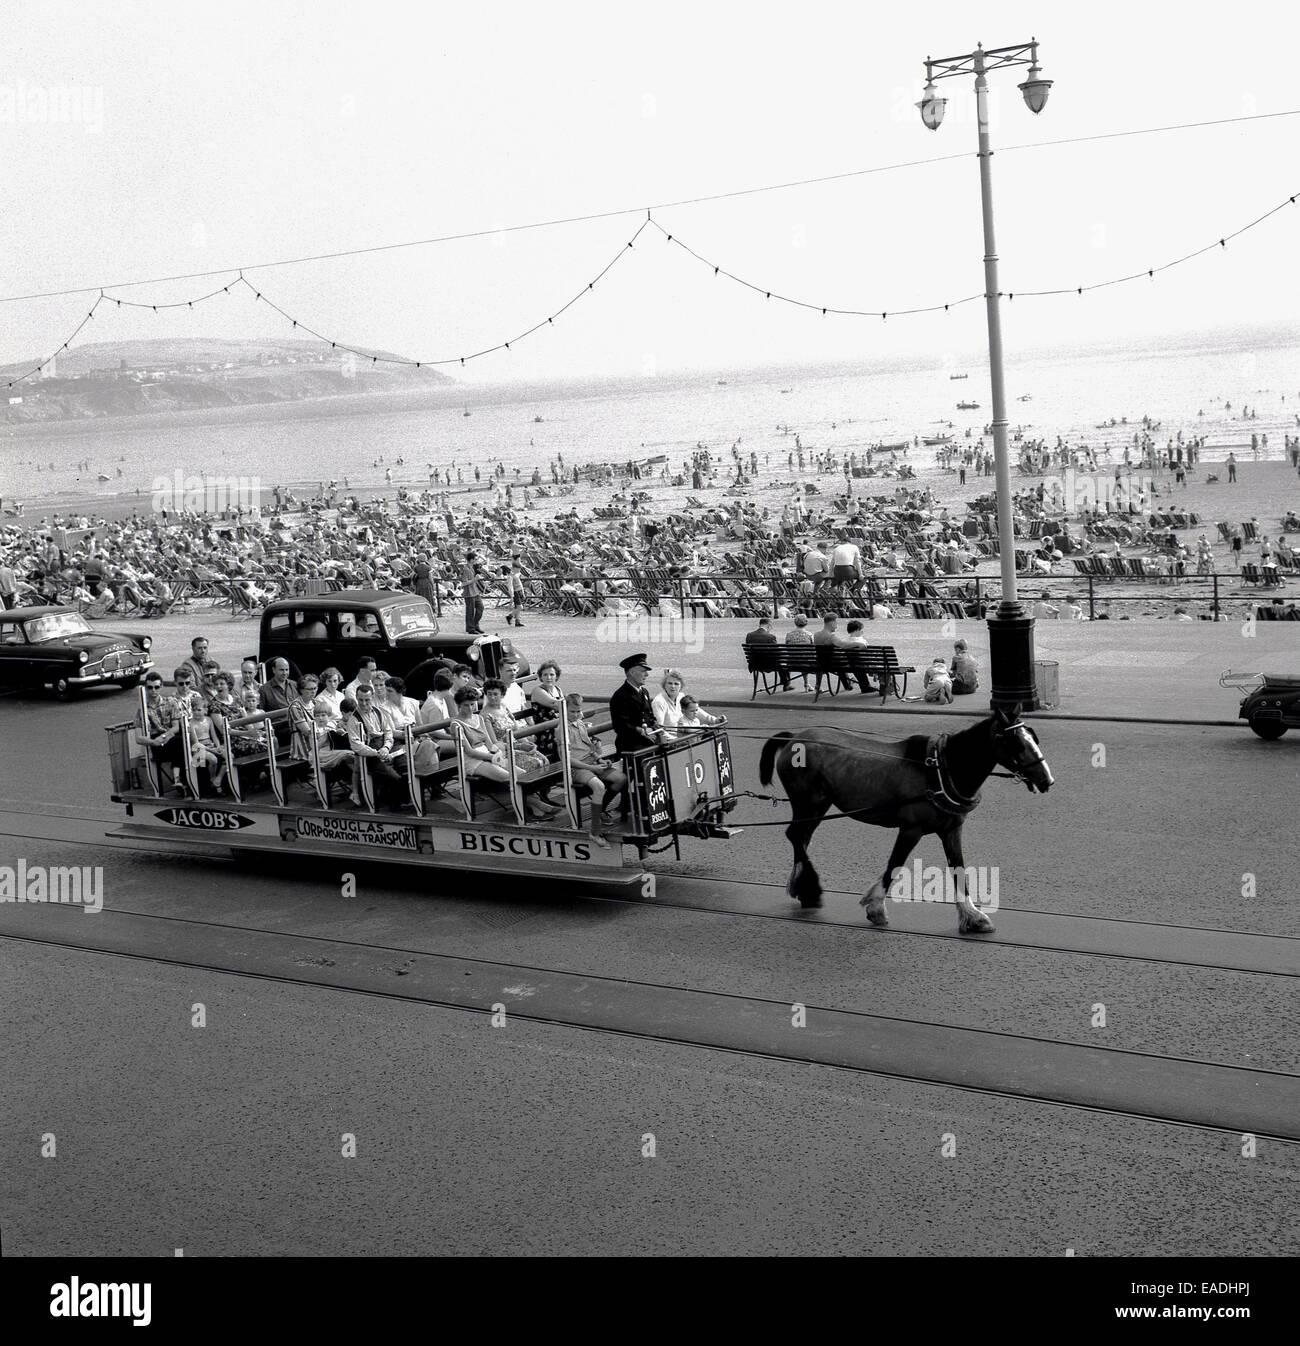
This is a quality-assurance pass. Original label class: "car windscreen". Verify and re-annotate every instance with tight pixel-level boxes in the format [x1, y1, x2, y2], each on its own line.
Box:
[26, 612, 94, 642]
[381, 601, 438, 639]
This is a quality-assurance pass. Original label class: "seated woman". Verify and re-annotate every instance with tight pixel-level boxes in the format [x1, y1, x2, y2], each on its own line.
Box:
[529, 660, 565, 717]
[288, 673, 353, 797]
[207, 669, 239, 715]
[563, 692, 628, 848]
[452, 687, 555, 821]
[481, 679, 549, 774]
[314, 667, 346, 729]
[229, 686, 269, 757]
[675, 694, 727, 732]
[417, 670, 457, 732]
[650, 669, 686, 737]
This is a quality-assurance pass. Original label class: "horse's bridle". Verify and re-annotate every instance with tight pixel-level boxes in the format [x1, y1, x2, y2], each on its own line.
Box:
[995, 721, 1052, 790]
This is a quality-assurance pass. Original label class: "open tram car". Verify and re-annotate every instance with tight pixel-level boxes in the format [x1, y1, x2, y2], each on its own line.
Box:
[106, 691, 740, 887]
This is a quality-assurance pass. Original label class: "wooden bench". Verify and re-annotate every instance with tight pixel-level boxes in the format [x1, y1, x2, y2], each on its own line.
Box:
[742, 642, 914, 702]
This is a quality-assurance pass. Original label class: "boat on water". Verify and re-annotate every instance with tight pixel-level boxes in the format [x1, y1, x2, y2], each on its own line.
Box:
[780, 388, 792, 394]
[923, 435, 954, 446]
[463, 408, 471, 417]
[877, 441, 909, 452]
[956, 401, 980, 410]
[97, 473, 111, 481]
[1017, 394, 1032, 402]
[533, 415, 543, 423]
[949, 373, 969, 380]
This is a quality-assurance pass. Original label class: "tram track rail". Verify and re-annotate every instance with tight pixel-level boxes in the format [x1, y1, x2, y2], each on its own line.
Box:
[4, 899, 1298, 1144]
[2, 798, 1299, 1143]
[1, 799, 1295, 980]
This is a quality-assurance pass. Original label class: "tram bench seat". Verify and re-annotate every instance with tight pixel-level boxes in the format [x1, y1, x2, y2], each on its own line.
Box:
[416, 715, 617, 808]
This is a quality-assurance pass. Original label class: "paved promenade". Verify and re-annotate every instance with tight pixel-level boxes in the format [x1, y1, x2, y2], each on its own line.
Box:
[100, 602, 1299, 724]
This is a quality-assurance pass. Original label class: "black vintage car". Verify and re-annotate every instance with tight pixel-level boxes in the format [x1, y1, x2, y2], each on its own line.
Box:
[258, 590, 529, 698]
[0, 605, 154, 699]
[1237, 673, 1300, 739]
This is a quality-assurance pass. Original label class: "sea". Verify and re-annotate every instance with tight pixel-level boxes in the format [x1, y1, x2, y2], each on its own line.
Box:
[2, 322, 1298, 512]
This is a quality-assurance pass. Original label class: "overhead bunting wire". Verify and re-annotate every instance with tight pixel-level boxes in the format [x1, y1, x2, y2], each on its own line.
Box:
[652, 189, 1299, 314]
[243, 219, 651, 367]
[4, 189, 1295, 386]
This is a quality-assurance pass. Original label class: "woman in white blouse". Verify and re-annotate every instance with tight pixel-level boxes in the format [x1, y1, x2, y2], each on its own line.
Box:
[650, 669, 686, 737]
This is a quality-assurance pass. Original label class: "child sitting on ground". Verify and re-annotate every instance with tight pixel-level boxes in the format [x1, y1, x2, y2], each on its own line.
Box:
[923, 657, 954, 704]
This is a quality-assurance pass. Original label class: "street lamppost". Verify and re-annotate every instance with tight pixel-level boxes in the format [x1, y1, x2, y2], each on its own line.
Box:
[918, 40, 1052, 711]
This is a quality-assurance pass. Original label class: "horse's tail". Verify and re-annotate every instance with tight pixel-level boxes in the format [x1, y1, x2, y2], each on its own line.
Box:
[759, 731, 795, 787]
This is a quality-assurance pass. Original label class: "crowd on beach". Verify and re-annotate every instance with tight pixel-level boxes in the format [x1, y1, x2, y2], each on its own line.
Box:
[3, 419, 1298, 625]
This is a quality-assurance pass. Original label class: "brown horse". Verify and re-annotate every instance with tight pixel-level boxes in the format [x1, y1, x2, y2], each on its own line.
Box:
[758, 706, 1053, 934]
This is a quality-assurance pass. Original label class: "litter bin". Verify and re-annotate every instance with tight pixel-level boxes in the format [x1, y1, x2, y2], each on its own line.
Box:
[1034, 660, 1059, 710]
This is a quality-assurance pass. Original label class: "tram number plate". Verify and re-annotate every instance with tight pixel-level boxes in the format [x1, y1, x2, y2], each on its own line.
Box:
[295, 815, 419, 850]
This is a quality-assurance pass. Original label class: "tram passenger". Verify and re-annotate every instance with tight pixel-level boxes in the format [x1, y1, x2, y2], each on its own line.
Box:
[650, 669, 686, 735]
[207, 670, 238, 714]
[136, 672, 185, 792]
[314, 667, 346, 723]
[676, 695, 727, 732]
[499, 657, 528, 714]
[186, 699, 228, 794]
[530, 660, 566, 716]
[258, 658, 294, 712]
[452, 686, 556, 820]
[237, 657, 261, 697]
[481, 680, 549, 774]
[345, 684, 404, 808]
[563, 692, 627, 848]
[345, 657, 380, 700]
[418, 670, 456, 728]
[288, 673, 353, 796]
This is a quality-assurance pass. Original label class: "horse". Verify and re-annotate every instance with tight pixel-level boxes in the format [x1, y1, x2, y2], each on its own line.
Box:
[758, 705, 1053, 934]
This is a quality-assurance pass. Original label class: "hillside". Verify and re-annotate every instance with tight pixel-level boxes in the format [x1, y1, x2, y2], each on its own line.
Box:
[0, 337, 454, 424]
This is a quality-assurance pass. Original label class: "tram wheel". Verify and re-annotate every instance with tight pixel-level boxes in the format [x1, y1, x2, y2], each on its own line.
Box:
[1249, 719, 1288, 740]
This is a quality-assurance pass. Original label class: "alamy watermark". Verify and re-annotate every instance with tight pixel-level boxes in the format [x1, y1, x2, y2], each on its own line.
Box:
[889, 860, 999, 912]
[595, 612, 706, 656]
[0, 860, 103, 914]
[0, 81, 103, 133]
[1042, 468, 1157, 514]
[152, 471, 261, 515]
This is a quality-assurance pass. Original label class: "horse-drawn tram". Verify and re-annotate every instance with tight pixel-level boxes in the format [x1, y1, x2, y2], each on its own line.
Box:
[105, 690, 739, 887]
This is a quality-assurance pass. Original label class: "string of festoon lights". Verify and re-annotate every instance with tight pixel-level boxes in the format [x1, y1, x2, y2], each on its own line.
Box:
[6, 187, 1296, 389]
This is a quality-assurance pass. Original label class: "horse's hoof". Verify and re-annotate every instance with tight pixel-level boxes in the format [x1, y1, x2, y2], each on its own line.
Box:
[864, 906, 889, 927]
[959, 910, 995, 935]
[798, 894, 823, 909]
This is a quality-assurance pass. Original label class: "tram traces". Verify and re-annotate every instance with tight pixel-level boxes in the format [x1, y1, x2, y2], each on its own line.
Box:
[0, 800, 1295, 979]
[3, 901, 1298, 1143]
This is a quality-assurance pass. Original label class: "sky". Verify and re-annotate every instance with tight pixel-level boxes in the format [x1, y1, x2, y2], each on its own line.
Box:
[3, 0, 1299, 386]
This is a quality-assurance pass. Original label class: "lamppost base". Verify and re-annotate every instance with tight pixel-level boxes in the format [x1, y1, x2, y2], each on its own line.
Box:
[987, 606, 1038, 711]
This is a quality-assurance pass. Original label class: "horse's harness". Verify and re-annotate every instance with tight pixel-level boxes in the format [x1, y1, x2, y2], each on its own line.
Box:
[924, 722, 1046, 817]
[924, 735, 981, 816]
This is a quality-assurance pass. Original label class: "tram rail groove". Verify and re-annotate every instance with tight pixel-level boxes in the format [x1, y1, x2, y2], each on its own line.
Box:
[0, 801, 1297, 978]
[3, 903, 1298, 1144]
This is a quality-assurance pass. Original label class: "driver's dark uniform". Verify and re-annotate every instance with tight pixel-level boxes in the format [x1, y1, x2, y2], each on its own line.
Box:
[610, 680, 659, 756]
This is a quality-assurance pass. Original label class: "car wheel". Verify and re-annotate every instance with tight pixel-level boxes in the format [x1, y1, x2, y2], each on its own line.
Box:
[1249, 719, 1288, 740]
[52, 676, 75, 701]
